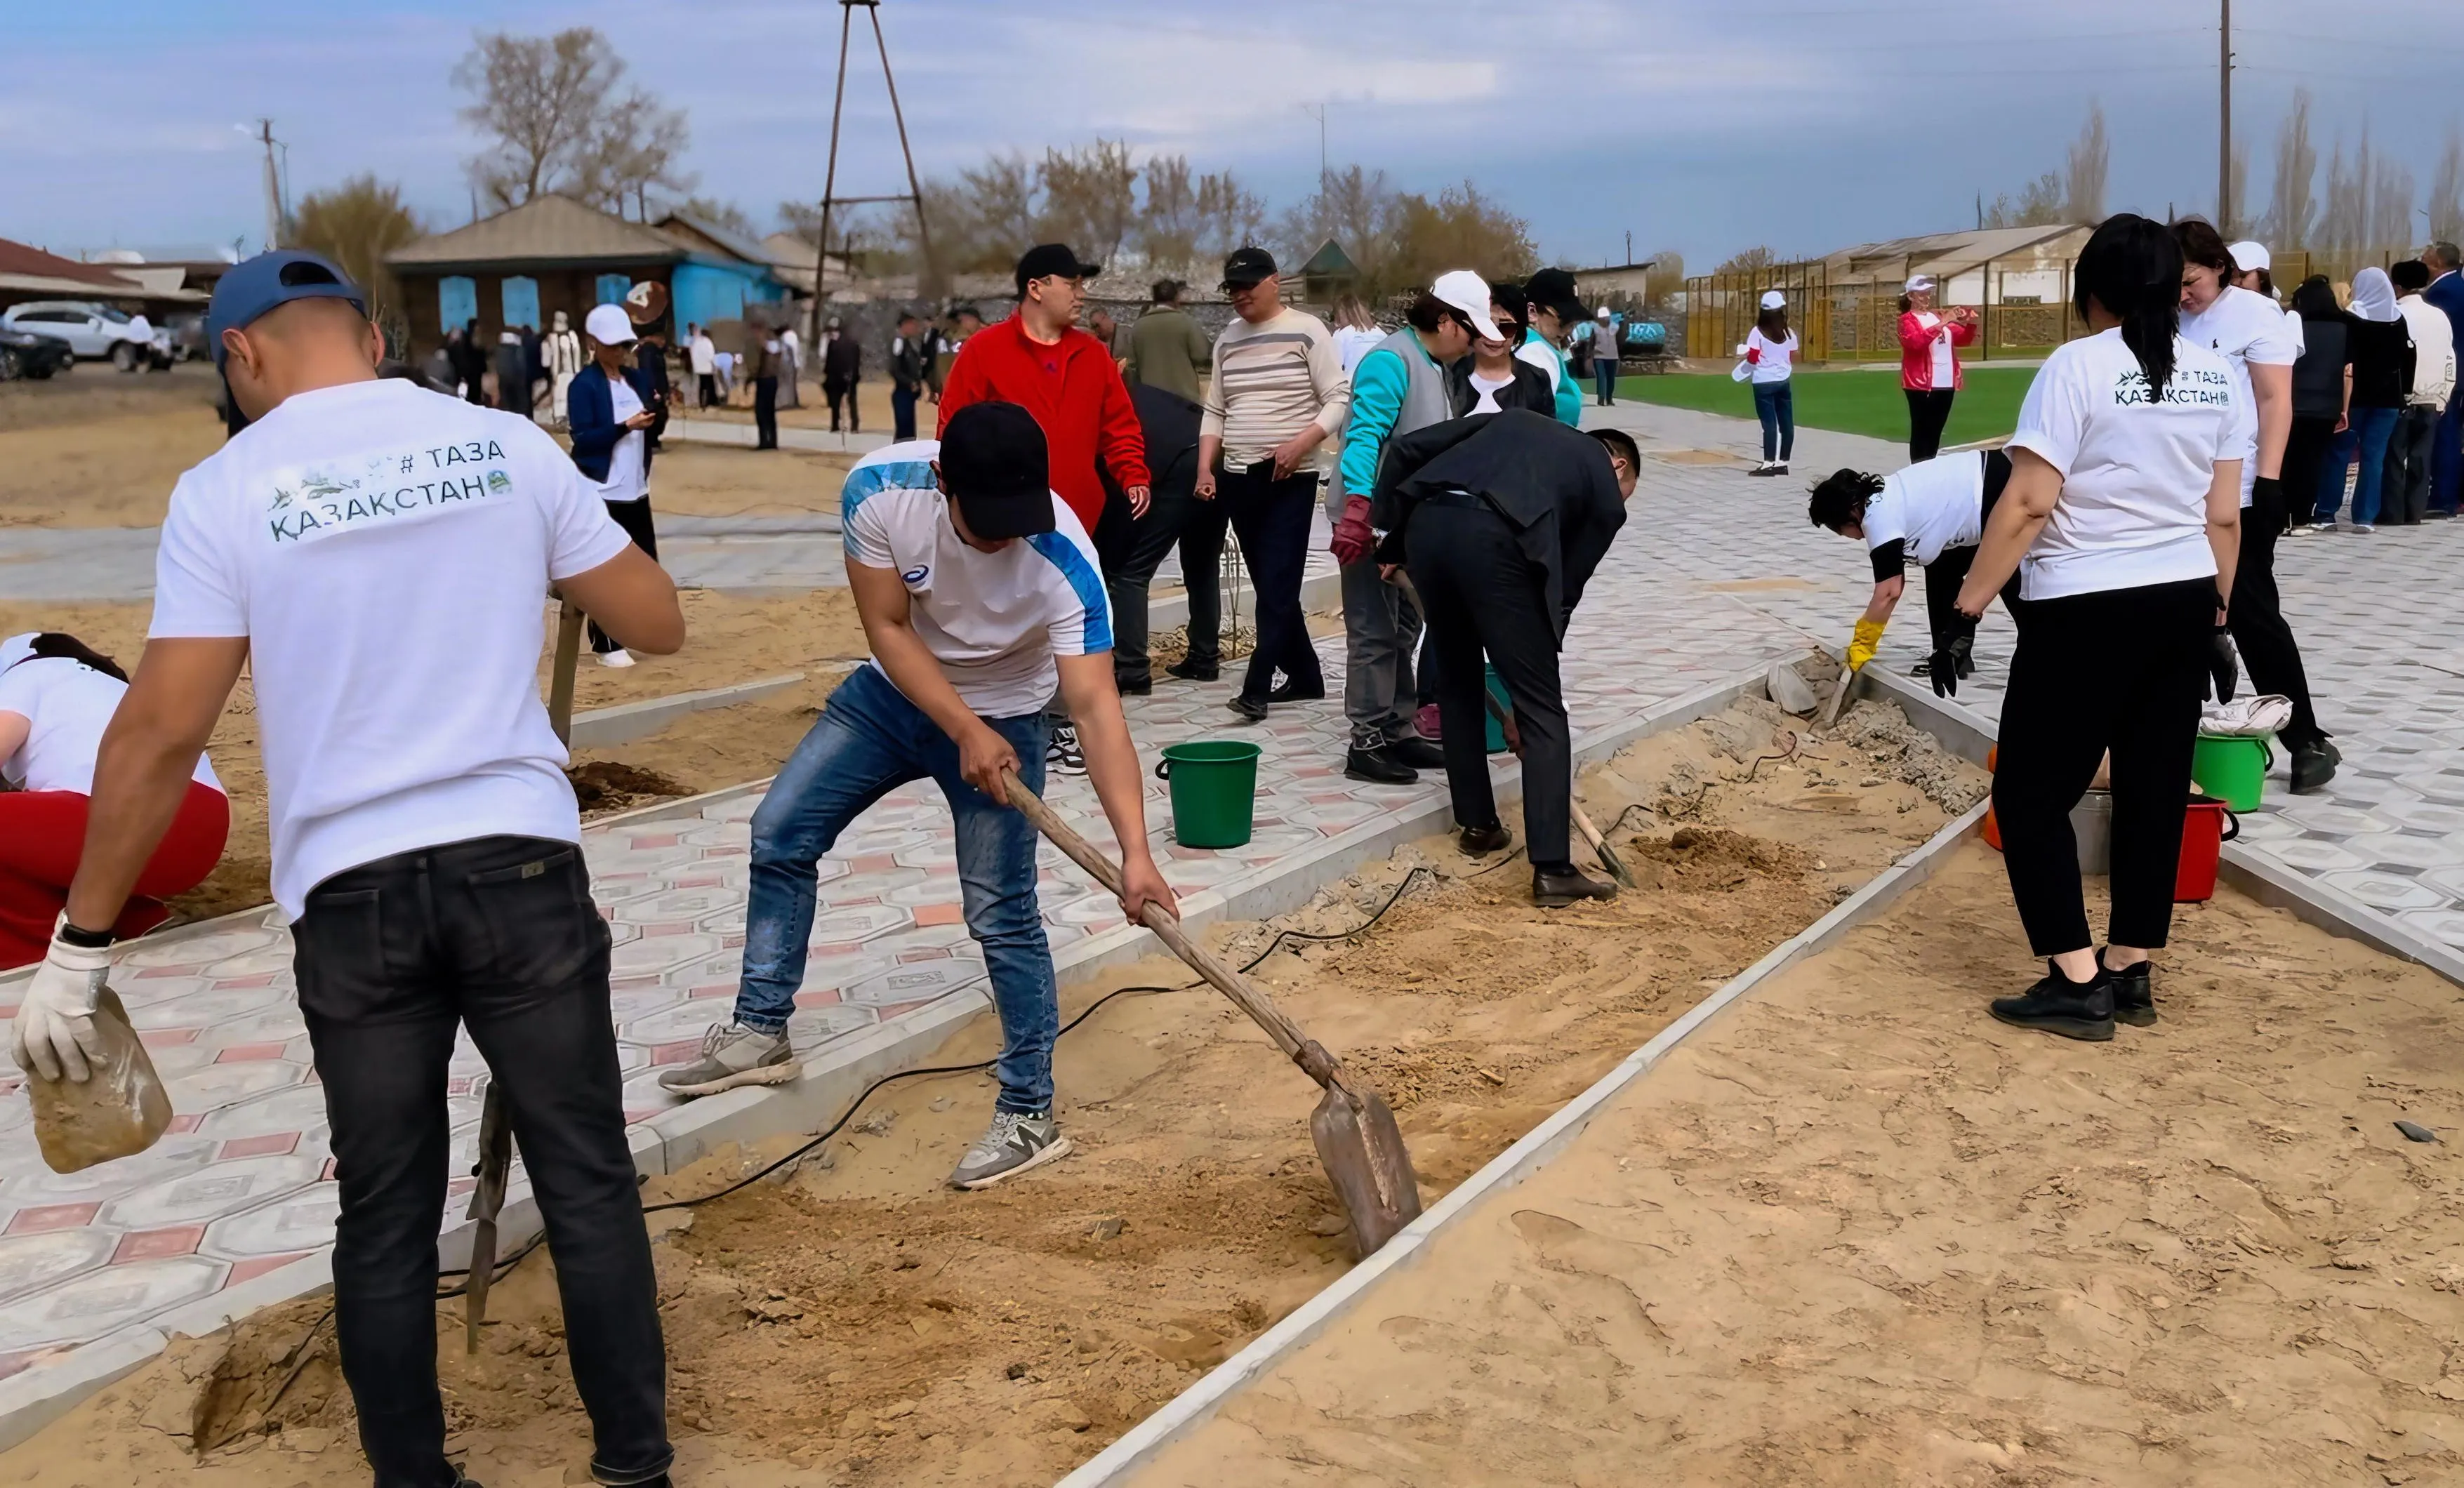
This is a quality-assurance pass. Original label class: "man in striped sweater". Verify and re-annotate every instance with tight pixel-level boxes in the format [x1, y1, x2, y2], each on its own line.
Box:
[1197, 247, 1351, 722]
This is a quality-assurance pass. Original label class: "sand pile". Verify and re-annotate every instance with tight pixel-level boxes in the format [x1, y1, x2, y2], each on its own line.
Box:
[1, 703, 1983, 1487]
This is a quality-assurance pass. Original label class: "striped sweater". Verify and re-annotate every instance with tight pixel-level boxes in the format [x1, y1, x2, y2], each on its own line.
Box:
[1200, 307, 1351, 467]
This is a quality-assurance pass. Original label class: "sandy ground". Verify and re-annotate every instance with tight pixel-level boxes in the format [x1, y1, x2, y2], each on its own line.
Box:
[1128, 846, 2464, 1488]
[0, 698, 1982, 1487]
[0, 590, 870, 926]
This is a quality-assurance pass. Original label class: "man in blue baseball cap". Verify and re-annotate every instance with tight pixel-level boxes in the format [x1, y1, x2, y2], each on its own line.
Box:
[13, 249, 689, 1488]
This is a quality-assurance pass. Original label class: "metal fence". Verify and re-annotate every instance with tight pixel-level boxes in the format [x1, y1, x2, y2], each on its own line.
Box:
[1685, 259, 2088, 364]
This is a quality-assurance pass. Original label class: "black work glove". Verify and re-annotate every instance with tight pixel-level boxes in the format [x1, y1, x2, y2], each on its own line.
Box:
[2249, 474, 2283, 527]
[2207, 623, 2238, 703]
[1928, 632, 1973, 698]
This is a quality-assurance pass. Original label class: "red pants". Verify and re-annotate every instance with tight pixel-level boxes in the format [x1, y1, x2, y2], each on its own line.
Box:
[0, 782, 230, 969]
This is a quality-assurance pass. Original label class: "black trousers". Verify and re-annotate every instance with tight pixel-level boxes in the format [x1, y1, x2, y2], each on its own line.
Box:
[826, 379, 858, 433]
[892, 385, 919, 442]
[2384, 404, 2440, 525]
[1218, 466, 1323, 700]
[753, 376, 779, 448]
[293, 836, 670, 1488]
[588, 496, 658, 654]
[1178, 495, 1228, 671]
[696, 372, 717, 409]
[2281, 414, 2337, 524]
[1993, 578, 2211, 957]
[1907, 387, 1956, 461]
[1098, 485, 1203, 690]
[1407, 499, 1572, 869]
[2228, 474, 2325, 751]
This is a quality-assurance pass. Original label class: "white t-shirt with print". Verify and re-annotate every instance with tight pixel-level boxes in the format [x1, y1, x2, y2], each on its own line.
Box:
[2178, 284, 2300, 507]
[1864, 451, 1986, 567]
[1745, 328, 1798, 384]
[2004, 328, 2250, 602]
[0, 658, 221, 797]
[147, 378, 634, 916]
[840, 440, 1112, 719]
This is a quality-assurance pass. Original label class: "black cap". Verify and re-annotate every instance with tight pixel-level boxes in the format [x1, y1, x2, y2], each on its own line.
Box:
[939, 403, 1057, 540]
[1219, 246, 1278, 291]
[1524, 267, 1584, 323]
[1014, 244, 1101, 298]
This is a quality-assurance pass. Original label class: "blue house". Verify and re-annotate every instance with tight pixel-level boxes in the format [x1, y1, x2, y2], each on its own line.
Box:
[386, 194, 791, 355]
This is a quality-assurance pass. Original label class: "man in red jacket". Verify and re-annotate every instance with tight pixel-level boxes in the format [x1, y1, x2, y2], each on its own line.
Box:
[939, 244, 1151, 774]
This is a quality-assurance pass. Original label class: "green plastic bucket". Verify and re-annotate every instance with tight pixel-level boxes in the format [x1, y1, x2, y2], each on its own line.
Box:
[1483, 665, 1511, 755]
[2192, 733, 2272, 812]
[1155, 740, 1262, 848]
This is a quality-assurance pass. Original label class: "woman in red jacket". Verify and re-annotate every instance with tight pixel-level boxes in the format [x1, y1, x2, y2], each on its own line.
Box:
[1900, 274, 1979, 460]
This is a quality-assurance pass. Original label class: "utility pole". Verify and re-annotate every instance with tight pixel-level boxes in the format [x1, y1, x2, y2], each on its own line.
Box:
[1625, 229, 1633, 265]
[256, 119, 282, 251]
[2218, 0, 2233, 234]
[1299, 102, 1328, 190]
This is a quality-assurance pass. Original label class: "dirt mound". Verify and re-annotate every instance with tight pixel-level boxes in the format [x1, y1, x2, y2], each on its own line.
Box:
[564, 760, 692, 813]
[1622, 826, 1810, 891]
[1839, 697, 1987, 813]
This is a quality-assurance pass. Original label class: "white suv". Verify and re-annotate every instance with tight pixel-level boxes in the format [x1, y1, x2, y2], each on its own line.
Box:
[0, 301, 171, 371]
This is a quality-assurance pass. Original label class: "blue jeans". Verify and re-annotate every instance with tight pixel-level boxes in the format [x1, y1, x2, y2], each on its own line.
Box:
[737, 665, 1059, 1112]
[1753, 379, 1795, 461]
[1592, 358, 1617, 404]
[2315, 406, 2399, 525]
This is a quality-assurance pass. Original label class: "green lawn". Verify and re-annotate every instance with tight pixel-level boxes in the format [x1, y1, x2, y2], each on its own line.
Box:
[1617, 366, 2036, 449]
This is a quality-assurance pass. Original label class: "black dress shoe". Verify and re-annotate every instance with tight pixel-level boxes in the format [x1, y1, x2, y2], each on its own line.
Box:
[1988, 962, 2115, 1042]
[1165, 658, 1219, 682]
[1267, 679, 1325, 703]
[1532, 865, 1617, 907]
[1385, 736, 1447, 769]
[2290, 738, 2340, 793]
[1226, 694, 1269, 723]
[1116, 677, 1153, 696]
[2100, 949, 2154, 1027]
[1458, 822, 1511, 855]
[1344, 745, 1417, 784]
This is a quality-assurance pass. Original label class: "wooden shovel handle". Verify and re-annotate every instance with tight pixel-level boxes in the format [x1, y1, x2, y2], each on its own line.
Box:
[1002, 773, 1347, 1091]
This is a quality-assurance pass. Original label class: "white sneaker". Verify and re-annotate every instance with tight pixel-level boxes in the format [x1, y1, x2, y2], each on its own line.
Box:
[2351, 523, 2376, 535]
[599, 649, 635, 668]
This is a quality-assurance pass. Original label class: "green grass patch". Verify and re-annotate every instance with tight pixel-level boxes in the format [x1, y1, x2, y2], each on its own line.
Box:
[1618, 366, 2036, 449]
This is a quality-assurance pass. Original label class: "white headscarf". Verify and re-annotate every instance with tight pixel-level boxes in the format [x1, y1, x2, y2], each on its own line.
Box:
[2350, 267, 2400, 323]
[0, 632, 36, 677]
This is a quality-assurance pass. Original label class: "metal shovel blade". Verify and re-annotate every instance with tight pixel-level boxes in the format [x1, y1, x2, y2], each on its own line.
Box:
[463, 1082, 512, 1354]
[1310, 1082, 1423, 1258]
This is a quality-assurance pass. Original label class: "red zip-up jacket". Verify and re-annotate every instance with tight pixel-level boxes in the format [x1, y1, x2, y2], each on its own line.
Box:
[1898, 309, 1976, 392]
[936, 316, 1148, 534]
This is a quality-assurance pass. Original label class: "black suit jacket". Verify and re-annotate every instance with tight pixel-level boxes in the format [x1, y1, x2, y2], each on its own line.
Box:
[1370, 408, 1627, 640]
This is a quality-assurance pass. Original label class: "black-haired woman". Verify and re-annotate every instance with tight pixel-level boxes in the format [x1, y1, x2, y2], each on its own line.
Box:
[1953, 214, 2247, 1041]
[1807, 448, 2019, 695]
[0, 633, 228, 969]
[2177, 218, 2334, 792]
[1447, 288, 1556, 417]
[1747, 291, 1800, 475]
[2283, 275, 2352, 530]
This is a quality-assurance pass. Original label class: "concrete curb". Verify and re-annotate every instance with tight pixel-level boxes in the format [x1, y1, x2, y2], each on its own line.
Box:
[1057, 799, 1990, 1488]
[568, 672, 807, 748]
[0, 667, 1761, 1452]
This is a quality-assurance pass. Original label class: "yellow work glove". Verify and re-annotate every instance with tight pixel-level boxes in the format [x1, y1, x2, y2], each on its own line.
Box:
[1847, 618, 1886, 672]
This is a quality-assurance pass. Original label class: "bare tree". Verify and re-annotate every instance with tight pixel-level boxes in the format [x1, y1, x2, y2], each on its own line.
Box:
[1645, 249, 1685, 307]
[2430, 126, 2464, 245]
[961, 153, 1040, 260]
[2265, 88, 2319, 251]
[1036, 140, 1139, 263]
[1194, 170, 1266, 260]
[453, 29, 624, 209]
[2065, 102, 2109, 223]
[2371, 152, 2417, 252]
[2319, 129, 2370, 255]
[1137, 155, 1203, 265]
[288, 175, 423, 331]
[1274, 164, 1400, 281]
[1387, 182, 1537, 292]
[1982, 172, 2067, 229]
[571, 88, 692, 220]
[1716, 245, 1780, 273]
[674, 197, 758, 237]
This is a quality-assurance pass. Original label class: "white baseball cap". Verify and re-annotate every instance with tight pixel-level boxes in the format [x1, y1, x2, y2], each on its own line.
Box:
[1759, 290, 1787, 310]
[584, 303, 637, 345]
[1596, 306, 1613, 319]
[2227, 241, 2270, 274]
[1429, 270, 1504, 342]
[1904, 274, 1935, 293]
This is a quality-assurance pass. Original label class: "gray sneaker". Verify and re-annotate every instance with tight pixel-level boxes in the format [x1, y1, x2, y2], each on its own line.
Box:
[656, 1022, 798, 1097]
[948, 1110, 1073, 1190]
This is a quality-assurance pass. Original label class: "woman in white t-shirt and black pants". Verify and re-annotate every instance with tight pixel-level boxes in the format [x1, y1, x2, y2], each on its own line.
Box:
[1745, 291, 1799, 475]
[1954, 215, 2248, 1041]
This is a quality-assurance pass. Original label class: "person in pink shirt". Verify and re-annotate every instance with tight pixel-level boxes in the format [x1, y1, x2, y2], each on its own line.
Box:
[1900, 273, 1979, 459]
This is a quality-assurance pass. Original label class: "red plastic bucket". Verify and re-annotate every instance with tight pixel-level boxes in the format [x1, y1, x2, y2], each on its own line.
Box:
[2174, 792, 2238, 903]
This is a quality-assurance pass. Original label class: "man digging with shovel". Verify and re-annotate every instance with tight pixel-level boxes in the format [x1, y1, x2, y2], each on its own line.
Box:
[11, 251, 688, 1488]
[659, 401, 1177, 1191]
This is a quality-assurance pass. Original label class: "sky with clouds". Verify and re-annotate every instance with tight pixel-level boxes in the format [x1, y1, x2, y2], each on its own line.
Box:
[6, 0, 2459, 269]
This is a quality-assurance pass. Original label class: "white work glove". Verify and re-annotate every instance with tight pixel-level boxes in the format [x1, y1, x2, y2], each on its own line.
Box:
[12, 931, 111, 1084]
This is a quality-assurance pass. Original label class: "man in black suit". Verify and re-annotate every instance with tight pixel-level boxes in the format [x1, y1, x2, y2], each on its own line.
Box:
[1372, 410, 1640, 906]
